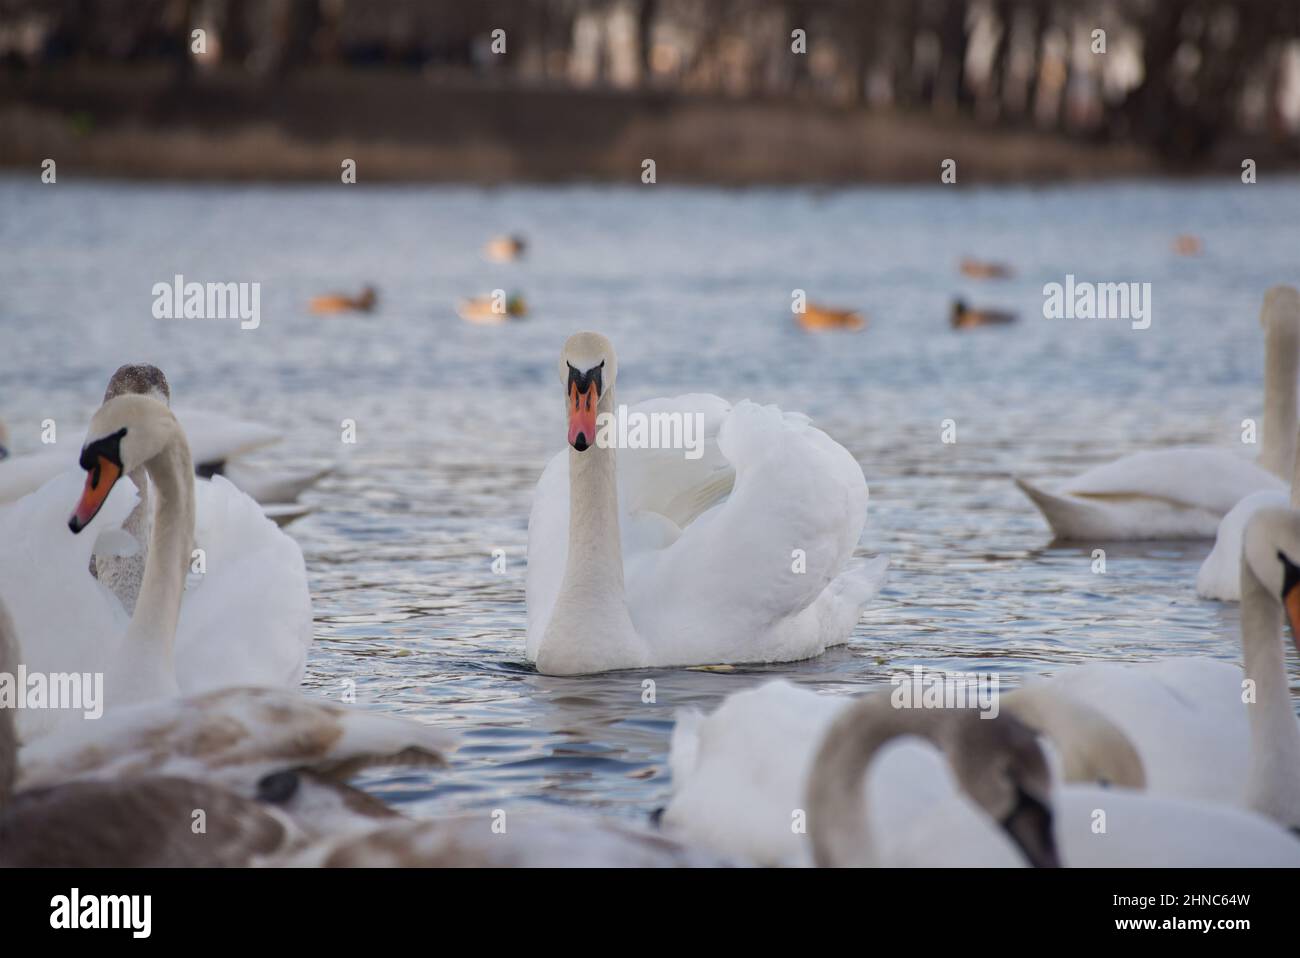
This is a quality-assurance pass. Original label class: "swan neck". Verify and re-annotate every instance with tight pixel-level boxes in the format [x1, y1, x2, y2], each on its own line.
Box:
[807, 697, 934, 866]
[1240, 562, 1300, 821]
[565, 389, 625, 588]
[1260, 320, 1298, 478]
[123, 436, 194, 681]
[535, 385, 649, 673]
[1001, 686, 1146, 789]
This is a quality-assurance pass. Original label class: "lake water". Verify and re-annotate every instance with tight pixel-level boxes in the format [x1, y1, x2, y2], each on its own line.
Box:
[1, 176, 1297, 826]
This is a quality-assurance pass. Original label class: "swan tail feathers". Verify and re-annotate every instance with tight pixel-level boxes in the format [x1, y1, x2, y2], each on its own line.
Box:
[224, 462, 335, 505]
[817, 555, 889, 647]
[831, 554, 889, 611]
[1014, 476, 1099, 539]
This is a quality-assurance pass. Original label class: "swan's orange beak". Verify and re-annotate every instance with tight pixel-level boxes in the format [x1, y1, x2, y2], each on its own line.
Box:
[69, 455, 121, 533]
[567, 380, 599, 452]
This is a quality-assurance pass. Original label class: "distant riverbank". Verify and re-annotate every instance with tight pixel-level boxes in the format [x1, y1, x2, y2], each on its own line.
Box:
[1, 65, 1287, 185]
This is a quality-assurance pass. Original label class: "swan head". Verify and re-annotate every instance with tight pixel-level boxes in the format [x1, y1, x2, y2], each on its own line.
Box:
[1260, 285, 1299, 330]
[946, 712, 1059, 868]
[1243, 507, 1300, 653]
[559, 332, 617, 452]
[103, 363, 171, 405]
[68, 394, 183, 534]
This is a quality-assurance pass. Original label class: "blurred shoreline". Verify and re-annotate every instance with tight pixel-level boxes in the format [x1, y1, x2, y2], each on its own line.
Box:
[0, 64, 1235, 185]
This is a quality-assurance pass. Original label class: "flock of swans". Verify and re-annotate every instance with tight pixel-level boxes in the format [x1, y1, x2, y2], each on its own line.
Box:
[2, 285, 1300, 867]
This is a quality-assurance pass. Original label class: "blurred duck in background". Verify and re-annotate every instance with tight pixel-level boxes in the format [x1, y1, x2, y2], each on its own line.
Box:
[458, 293, 528, 324]
[485, 234, 527, 262]
[959, 257, 1014, 279]
[951, 299, 1017, 329]
[796, 303, 865, 332]
[309, 284, 378, 315]
[1173, 234, 1203, 256]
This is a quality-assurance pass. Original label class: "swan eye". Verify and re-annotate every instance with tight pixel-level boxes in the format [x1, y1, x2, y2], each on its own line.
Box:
[565, 361, 604, 400]
[78, 426, 127, 473]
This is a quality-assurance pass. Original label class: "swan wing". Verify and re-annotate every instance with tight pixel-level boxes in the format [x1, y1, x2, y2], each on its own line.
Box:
[0, 777, 297, 867]
[1058, 785, 1300, 866]
[173, 407, 281, 466]
[0, 409, 280, 505]
[0, 446, 70, 503]
[1057, 447, 1282, 514]
[18, 686, 455, 796]
[175, 475, 314, 691]
[626, 400, 873, 664]
[614, 394, 735, 529]
[1031, 659, 1247, 804]
[1016, 447, 1284, 539]
[221, 460, 332, 504]
[663, 680, 844, 866]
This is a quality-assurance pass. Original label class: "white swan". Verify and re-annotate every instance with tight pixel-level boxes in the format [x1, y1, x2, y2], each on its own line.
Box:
[1016, 285, 1299, 540]
[0, 392, 313, 740]
[80, 364, 313, 613]
[526, 332, 888, 674]
[665, 682, 1061, 867]
[0, 364, 329, 514]
[1012, 505, 1300, 826]
[666, 676, 1300, 866]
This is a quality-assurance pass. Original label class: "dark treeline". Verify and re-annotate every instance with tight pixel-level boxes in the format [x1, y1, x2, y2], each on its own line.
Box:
[3, 0, 1298, 162]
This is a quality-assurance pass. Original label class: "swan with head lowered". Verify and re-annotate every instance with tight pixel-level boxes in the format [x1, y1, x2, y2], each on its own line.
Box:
[526, 332, 888, 674]
[0, 390, 312, 740]
[664, 683, 1063, 867]
[997, 505, 1300, 827]
[666, 676, 1300, 867]
[1015, 285, 1299, 540]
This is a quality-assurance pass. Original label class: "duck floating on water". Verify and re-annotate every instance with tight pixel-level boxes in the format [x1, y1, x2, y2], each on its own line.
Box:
[796, 303, 865, 332]
[485, 235, 527, 262]
[309, 285, 378, 315]
[458, 293, 528, 325]
[952, 298, 1016, 330]
[959, 257, 1013, 280]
